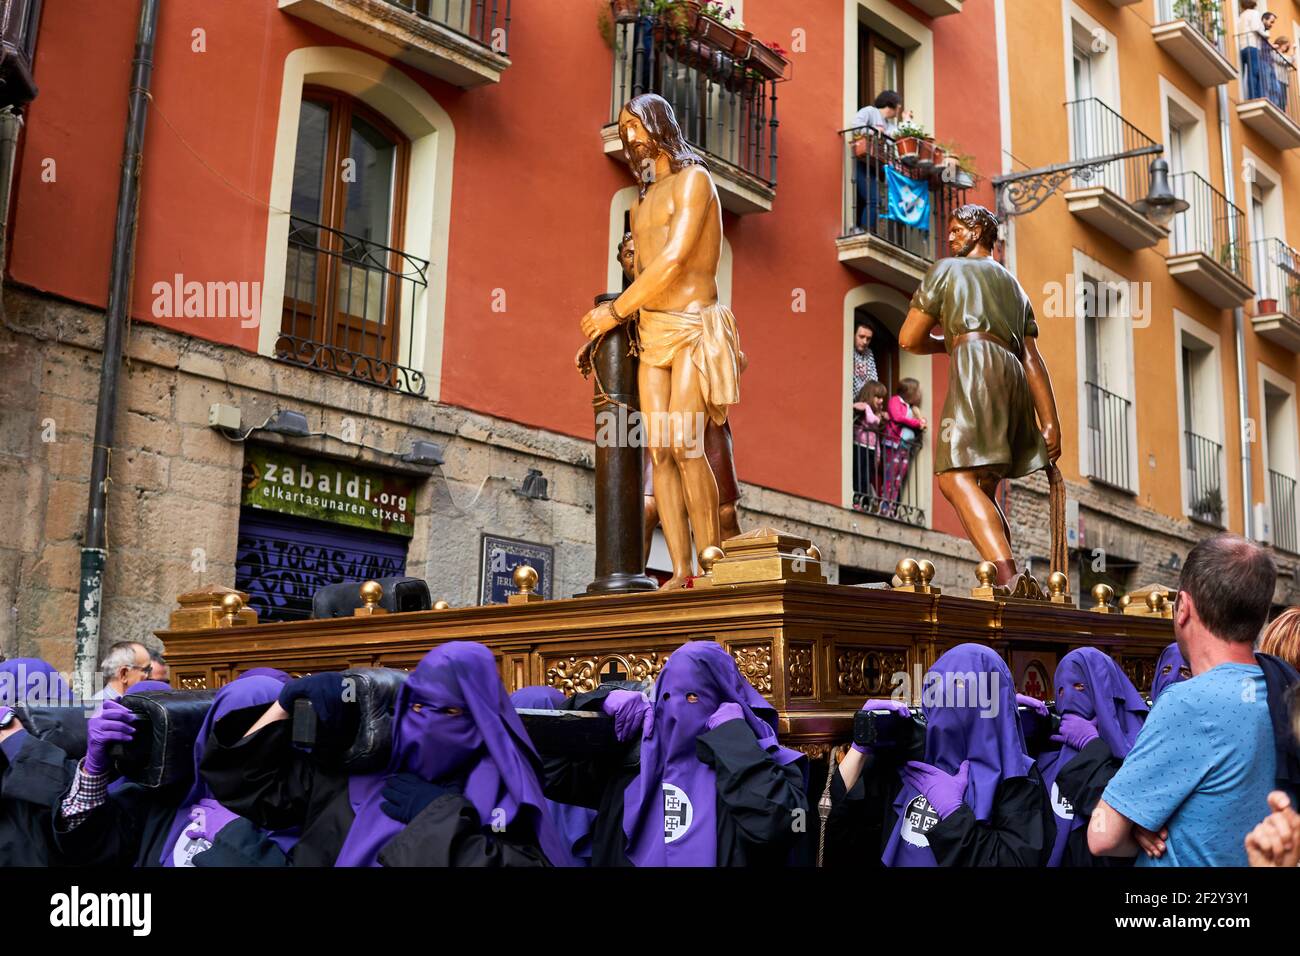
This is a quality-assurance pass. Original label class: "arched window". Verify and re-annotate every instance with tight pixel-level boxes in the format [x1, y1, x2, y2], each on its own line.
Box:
[281, 88, 416, 386]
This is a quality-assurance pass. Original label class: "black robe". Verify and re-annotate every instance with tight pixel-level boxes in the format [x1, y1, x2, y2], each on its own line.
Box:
[50, 776, 189, 868]
[1052, 738, 1132, 868]
[542, 689, 810, 867]
[824, 749, 1054, 867]
[199, 705, 548, 867]
[0, 730, 78, 866]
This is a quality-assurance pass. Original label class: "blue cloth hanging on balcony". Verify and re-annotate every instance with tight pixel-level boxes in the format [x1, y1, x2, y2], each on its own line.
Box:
[883, 165, 931, 232]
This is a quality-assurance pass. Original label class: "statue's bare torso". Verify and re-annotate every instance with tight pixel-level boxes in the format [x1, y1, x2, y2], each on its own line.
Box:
[630, 166, 722, 315]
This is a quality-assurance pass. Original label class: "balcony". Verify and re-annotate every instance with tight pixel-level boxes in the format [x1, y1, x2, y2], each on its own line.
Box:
[604, 15, 781, 215]
[835, 128, 969, 292]
[1064, 99, 1169, 250]
[1235, 33, 1300, 149]
[1251, 238, 1300, 351]
[852, 436, 926, 528]
[278, 0, 511, 88]
[1184, 430, 1223, 525]
[1084, 381, 1133, 493]
[1151, 1, 1237, 87]
[1166, 171, 1252, 308]
[909, 0, 963, 16]
[278, 216, 429, 395]
[1270, 470, 1299, 554]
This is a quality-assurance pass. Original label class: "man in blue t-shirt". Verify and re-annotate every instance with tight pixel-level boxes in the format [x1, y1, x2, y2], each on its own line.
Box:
[1089, 533, 1278, 866]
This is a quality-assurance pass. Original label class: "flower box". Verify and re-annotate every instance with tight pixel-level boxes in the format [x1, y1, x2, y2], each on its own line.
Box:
[610, 0, 641, 24]
[895, 136, 921, 164]
[748, 40, 788, 80]
[730, 28, 753, 59]
[695, 14, 737, 53]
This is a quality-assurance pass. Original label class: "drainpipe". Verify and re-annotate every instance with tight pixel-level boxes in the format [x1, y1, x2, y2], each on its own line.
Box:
[1215, 82, 1253, 539]
[74, 0, 160, 695]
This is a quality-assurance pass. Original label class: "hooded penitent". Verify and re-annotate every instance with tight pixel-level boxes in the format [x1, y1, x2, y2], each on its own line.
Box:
[334, 642, 575, 867]
[0, 658, 74, 707]
[510, 685, 598, 863]
[1150, 643, 1191, 702]
[160, 674, 300, 866]
[621, 641, 803, 867]
[1035, 647, 1147, 866]
[882, 643, 1032, 867]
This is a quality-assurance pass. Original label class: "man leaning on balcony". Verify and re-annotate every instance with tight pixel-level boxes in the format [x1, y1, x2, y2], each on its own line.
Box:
[852, 91, 902, 234]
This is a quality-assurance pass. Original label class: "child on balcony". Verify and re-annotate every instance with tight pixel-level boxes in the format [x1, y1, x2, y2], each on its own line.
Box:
[853, 380, 890, 506]
[882, 378, 926, 515]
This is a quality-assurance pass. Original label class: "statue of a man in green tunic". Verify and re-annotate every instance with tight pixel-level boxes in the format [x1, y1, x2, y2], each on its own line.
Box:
[900, 204, 1062, 588]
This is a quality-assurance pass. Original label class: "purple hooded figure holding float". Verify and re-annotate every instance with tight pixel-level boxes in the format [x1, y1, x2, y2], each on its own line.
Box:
[1035, 647, 1147, 867]
[826, 643, 1055, 867]
[543, 640, 809, 867]
[201, 642, 572, 867]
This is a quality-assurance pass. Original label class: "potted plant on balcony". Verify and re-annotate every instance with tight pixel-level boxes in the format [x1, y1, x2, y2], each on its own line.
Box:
[729, 19, 753, 59]
[749, 39, 789, 80]
[937, 143, 978, 188]
[696, 2, 738, 54]
[1258, 296, 1279, 314]
[894, 116, 928, 165]
[610, 0, 643, 23]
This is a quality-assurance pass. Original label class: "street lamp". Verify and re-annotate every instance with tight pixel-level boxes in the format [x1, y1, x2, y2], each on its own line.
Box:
[1132, 158, 1190, 228]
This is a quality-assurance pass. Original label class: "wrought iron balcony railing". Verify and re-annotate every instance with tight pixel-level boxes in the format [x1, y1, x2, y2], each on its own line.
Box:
[279, 216, 429, 396]
[1169, 170, 1248, 283]
[852, 435, 926, 528]
[388, 0, 510, 52]
[1251, 237, 1300, 316]
[1270, 469, 1298, 554]
[839, 127, 969, 261]
[1156, 0, 1227, 54]
[1237, 31, 1300, 122]
[609, 15, 778, 186]
[1084, 380, 1133, 492]
[1066, 98, 1160, 207]
[1184, 430, 1223, 524]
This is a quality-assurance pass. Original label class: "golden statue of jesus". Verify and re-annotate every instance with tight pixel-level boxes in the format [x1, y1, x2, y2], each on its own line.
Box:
[579, 94, 741, 590]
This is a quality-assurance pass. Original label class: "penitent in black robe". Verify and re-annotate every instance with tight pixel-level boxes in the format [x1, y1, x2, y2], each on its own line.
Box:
[824, 749, 1054, 867]
[1052, 738, 1132, 868]
[0, 731, 78, 866]
[541, 686, 812, 867]
[198, 705, 548, 867]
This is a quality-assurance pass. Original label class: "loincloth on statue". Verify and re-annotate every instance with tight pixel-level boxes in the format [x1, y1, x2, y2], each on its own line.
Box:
[636, 303, 740, 427]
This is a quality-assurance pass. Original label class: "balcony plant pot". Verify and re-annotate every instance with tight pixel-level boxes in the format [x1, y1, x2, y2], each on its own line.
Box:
[913, 139, 937, 172]
[610, 0, 641, 24]
[1258, 297, 1279, 314]
[748, 39, 788, 79]
[730, 28, 754, 59]
[895, 136, 921, 164]
[666, 1, 702, 34]
[695, 14, 736, 55]
[953, 169, 975, 189]
[851, 135, 869, 159]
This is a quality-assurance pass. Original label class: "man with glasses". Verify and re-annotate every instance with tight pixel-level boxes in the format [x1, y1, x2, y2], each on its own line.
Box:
[91, 642, 153, 701]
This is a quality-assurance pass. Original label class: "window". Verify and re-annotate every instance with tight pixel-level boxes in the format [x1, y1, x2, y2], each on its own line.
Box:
[1177, 318, 1226, 525]
[860, 27, 904, 107]
[1262, 373, 1299, 553]
[1074, 258, 1137, 493]
[282, 89, 414, 385]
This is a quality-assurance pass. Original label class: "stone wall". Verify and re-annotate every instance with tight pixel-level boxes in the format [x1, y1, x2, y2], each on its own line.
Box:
[1, 286, 1294, 670]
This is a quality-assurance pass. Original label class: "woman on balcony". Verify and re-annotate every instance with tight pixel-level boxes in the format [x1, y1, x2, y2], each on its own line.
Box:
[852, 90, 902, 234]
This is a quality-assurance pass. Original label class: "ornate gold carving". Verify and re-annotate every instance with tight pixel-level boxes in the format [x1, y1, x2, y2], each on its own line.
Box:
[835, 648, 907, 697]
[179, 675, 208, 690]
[544, 652, 665, 695]
[788, 642, 814, 697]
[1121, 656, 1157, 695]
[728, 643, 773, 694]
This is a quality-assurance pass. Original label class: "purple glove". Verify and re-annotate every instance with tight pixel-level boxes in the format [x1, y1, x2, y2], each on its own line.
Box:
[601, 689, 653, 742]
[185, 799, 240, 842]
[899, 760, 970, 819]
[0, 706, 13, 727]
[852, 698, 910, 754]
[706, 702, 745, 731]
[1016, 693, 1048, 717]
[84, 699, 137, 776]
[1050, 713, 1100, 752]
